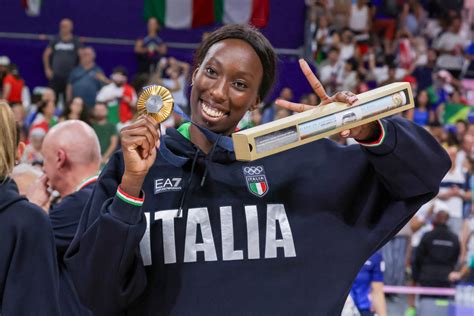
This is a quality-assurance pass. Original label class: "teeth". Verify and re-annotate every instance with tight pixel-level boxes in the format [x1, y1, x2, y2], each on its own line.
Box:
[202, 101, 225, 118]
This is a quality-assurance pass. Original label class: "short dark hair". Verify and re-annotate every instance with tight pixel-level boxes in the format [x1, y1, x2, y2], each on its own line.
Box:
[112, 66, 128, 77]
[193, 24, 277, 101]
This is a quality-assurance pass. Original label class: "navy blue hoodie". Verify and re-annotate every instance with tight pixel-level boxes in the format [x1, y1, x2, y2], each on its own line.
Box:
[65, 117, 450, 315]
[49, 179, 96, 316]
[0, 178, 60, 315]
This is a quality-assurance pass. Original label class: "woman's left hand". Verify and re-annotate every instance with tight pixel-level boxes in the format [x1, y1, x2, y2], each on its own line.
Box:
[275, 59, 379, 141]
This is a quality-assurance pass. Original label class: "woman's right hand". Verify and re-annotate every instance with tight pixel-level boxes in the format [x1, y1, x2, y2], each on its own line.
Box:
[120, 115, 160, 196]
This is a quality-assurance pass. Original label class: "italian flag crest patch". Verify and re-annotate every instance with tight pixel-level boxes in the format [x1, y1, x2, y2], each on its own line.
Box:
[243, 166, 269, 197]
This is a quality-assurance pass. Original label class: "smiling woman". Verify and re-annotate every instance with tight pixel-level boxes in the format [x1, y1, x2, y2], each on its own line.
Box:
[65, 24, 451, 316]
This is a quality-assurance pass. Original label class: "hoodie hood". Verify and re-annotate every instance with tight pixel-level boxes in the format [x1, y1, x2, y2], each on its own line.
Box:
[0, 178, 25, 212]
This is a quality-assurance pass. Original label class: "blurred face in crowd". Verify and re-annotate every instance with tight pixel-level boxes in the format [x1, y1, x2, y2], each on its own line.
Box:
[430, 126, 447, 144]
[275, 108, 290, 120]
[451, 17, 462, 33]
[450, 91, 462, 104]
[417, 90, 429, 108]
[79, 47, 95, 66]
[59, 19, 73, 37]
[190, 39, 263, 135]
[111, 72, 127, 86]
[318, 16, 328, 28]
[328, 50, 339, 64]
[94, 103, 108, 121]
[427, 49, 437, 64]
[148, 17, 160, 34]
[42, 88, 56, 104]
[462, 133, 474, 153]
[70, 97, 84, 115]
[279, 87, 293, 101]
[307, 93, 319, 106]
[30, 134, 44, 152]
[43, 100, 56, 118]
[341, 30, 353, 44]
[456, 121, 467, 137]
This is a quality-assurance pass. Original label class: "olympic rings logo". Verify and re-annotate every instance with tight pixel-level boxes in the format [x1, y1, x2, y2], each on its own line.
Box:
[244, 166, 263, 175]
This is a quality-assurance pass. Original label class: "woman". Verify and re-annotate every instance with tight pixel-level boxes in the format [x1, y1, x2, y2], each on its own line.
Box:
[30, 99, 58, 134]
[66, 25, 450, 315]
[0, 102, 60, 315]
[60, 96, 89, 123]
[406, 90, 435, 126]
[135, 17, 167, 74]
[2, 64, 24, 105]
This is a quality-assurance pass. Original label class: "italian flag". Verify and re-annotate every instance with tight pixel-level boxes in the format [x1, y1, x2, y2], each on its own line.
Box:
[144, 0, 269, 29]
[250, 181, 267, 196]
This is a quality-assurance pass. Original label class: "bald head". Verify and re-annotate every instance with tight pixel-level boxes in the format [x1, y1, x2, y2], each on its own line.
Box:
[42, 120, 101, 195]
[44, 120, 100, 167]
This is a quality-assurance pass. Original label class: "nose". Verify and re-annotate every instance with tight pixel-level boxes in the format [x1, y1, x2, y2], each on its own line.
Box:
[210, 78, 227, 103]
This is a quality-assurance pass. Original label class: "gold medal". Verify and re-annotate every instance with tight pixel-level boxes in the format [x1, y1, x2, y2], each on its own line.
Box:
[136, 85, 174, 123]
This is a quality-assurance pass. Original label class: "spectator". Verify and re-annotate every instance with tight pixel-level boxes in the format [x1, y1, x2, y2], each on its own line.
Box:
[2, 64, 24, 105]
[96, 67, 137, 126]
[413, 210, 460, 315]
[432, 14, 467, 79]
[370, 0, 400, 54]
[43, 18, 82, 104]
[350, 252, 387, 316]
[436, 146, 471, 237]
[349, 0, 370, 35]
[338, 57, 358, 91]
[337, 28, 356, 62]
[60, 97, 89, 123]
[408, 49, 437, 92]
[152, 57, 190, 112]
[415, 208, 460, 272]
[0, 56, 10, 93]
[66, 47, 108, 109]
[30, 99, 58, 135]
[261, 87, 293, 124]
[406, 90, 435, 126]
[27, 120, 100, 316]
[312, 15, 336, 61]
[331, 0, 352, 30]
[21, 128, 45, 164]
[91, 102, 118, 165]
[135, 17, 167, 74]
[0, 101, 60, 315]
[319, 47, 343, 95]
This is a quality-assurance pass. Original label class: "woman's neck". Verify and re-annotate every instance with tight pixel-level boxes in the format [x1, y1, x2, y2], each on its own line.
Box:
[189, 124, 213, 154]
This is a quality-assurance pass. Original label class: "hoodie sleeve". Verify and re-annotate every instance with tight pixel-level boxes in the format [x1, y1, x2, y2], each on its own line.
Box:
[0, 202, 61, 316]
[356, 117, 451, 200]
[64, 152, 148, 315]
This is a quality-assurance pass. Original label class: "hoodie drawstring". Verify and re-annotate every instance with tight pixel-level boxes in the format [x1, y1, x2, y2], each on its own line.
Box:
[200, 134, 221, 187]
[177, 148, 200, 218]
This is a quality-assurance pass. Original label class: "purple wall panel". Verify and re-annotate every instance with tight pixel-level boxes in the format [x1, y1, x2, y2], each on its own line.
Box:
[0, 0, 312, 103]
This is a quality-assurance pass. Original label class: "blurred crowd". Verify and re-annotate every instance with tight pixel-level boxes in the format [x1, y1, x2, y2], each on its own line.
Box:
[301, 1, 474, 315]
[2, 1, 474, 315]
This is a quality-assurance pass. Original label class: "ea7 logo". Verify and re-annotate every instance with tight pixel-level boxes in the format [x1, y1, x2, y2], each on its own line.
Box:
[154, 178, 182, 194]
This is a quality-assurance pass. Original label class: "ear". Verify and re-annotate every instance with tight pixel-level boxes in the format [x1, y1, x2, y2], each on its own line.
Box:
[57, 149, 67, 169]
[16, 142, 26, 163]
[191, 66, 199, 85]
[250, 96, 261, 112]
